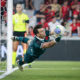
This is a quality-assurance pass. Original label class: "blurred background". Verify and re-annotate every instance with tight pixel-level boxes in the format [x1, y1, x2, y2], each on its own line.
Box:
[0, 0, 80, 61]
[0, 1, 80, 80]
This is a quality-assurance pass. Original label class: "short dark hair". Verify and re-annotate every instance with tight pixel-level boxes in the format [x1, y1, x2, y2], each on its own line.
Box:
[33, 25, 42, 35]
[16, 2, 22, 7]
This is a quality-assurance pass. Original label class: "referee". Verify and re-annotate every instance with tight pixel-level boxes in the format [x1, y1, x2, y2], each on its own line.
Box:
[12, 3, 29, 67]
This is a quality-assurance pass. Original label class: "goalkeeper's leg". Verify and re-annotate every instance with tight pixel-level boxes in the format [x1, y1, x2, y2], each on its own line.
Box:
[16, 55, 24, 71]
[22, 42, 32, 68]
[16, 53, 35, 71]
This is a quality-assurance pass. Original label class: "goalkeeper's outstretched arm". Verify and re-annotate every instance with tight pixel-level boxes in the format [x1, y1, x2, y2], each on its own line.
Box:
[41, 40, 56, 49]
[41, 36, 61, 49]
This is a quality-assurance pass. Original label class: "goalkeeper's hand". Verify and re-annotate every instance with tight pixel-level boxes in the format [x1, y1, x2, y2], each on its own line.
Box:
[11, 36, 24, 41]
[55, 35, 62, 42]
[11, 36, 30, 44]
[11, 36, 19, 41]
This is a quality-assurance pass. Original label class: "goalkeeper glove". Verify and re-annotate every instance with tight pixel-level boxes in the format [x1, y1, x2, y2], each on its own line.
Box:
[55, 35, 62, 42]
[11, 36, 29, 43]
[11, 36, 23, 41]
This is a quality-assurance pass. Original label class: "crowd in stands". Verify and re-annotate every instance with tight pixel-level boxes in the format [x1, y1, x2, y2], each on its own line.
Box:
[1, 0, 80, 37]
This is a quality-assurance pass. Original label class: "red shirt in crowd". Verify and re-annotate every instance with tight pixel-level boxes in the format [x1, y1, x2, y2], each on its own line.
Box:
[44, 10, 55, 22]
[38, 22, 48, 28]
[62, 5, 70, 19]
[77, 22, 80, 27]
[1, 0, 6, 7]
[70, 1, 75, 6]
[70, 23, 78, 33]
[73, 10, 80, 16]
[70, 1, 80, 6]
[70, 1, 80, 10]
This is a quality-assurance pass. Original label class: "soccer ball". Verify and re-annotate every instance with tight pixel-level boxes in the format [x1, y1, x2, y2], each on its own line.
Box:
[53, 25, 65, 37]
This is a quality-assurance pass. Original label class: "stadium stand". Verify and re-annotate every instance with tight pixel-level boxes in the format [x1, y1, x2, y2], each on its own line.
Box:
[13, 0, 80, 37]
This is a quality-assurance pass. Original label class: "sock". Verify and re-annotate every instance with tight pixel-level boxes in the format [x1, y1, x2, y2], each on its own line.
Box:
[12, 51, 17, 66]
[23, 49, 27, 55]
[23, 44, 28, 55]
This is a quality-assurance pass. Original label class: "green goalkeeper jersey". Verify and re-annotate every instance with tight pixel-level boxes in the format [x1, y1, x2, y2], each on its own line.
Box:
[24, 36, 46, 63]
[16, 36, 49, 65]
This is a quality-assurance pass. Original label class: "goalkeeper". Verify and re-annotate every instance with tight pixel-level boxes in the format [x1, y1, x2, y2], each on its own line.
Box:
[12, 25, 61, 71]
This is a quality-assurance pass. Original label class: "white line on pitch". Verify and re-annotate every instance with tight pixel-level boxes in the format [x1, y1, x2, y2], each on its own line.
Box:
[24, 68, 80, 71]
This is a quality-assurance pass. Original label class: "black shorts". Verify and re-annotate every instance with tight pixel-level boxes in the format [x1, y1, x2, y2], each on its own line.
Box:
[13, 31, 26, 37]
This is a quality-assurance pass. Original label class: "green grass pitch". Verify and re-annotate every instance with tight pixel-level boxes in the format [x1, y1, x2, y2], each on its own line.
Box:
[0, 61, 80, 80]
